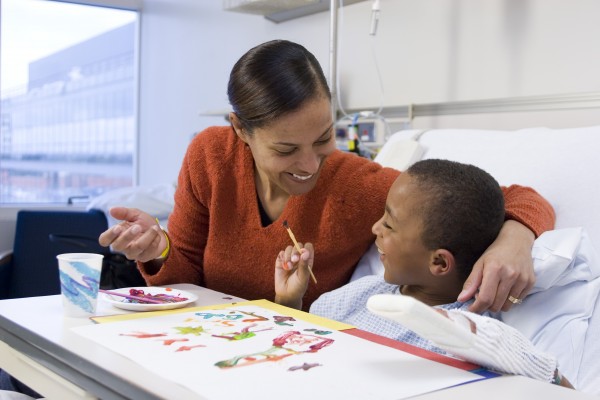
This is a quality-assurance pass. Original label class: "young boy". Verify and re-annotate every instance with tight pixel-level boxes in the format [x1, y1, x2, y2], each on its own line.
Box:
[274, 159, 572, 388]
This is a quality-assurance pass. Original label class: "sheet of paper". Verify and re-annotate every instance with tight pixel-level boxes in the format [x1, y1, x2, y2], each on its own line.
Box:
[74, 301, 486, 399]
[92, 299, 354, 331]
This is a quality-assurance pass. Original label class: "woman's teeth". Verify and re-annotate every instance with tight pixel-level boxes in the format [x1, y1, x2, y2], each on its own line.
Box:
[292, 173, 313, 181]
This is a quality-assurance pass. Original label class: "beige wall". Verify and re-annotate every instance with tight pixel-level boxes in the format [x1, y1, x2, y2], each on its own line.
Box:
[137, 0, 600, 185]
[3, 0, 599, 250]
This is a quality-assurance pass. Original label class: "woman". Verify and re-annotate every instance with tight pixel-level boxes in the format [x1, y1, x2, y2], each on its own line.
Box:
[99, 39, 555, 312]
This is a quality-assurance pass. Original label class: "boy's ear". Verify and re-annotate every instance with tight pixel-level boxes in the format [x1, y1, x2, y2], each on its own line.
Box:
[229, 112, 248, 143]
[429, 249, 456, 276]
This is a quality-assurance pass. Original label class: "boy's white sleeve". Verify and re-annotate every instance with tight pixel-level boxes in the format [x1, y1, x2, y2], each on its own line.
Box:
[367, 294, 558, 383]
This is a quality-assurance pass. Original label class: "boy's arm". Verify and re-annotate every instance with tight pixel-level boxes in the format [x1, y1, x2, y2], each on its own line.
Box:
[367, 294, 564, 386]
[274, 243, 314, 310]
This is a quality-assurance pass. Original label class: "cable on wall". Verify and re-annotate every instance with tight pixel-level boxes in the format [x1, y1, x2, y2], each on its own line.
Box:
[333, 0, 394, 158]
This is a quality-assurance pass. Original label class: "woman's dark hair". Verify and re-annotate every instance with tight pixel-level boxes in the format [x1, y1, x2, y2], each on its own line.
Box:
[406, 159, 505, 281]
[227, 40, 331, 133]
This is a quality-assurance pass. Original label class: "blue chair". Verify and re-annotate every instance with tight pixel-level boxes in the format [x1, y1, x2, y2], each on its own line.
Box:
[0, 209, 110, 299]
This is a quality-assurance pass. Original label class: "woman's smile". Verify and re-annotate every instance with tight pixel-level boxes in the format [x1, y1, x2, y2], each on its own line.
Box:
[291, 173, 314, 181]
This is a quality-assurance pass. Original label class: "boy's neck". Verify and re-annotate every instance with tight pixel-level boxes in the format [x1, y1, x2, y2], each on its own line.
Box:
[400, 281, 463, 307]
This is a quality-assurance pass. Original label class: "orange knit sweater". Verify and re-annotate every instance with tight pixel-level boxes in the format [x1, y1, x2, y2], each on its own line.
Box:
[140, 126, 555, 310]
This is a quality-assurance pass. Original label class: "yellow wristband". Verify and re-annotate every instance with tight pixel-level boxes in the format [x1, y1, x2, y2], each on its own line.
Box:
[155, 218, 170, 259]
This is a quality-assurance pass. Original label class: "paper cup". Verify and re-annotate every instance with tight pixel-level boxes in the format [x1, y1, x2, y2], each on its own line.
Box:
[57, 253, 104, 317]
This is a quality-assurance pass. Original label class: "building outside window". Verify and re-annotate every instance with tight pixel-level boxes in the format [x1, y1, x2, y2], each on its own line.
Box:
[0, 0, 139, 204]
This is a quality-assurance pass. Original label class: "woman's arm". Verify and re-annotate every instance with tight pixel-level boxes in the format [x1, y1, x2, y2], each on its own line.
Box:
[500, 185, 556, 236]
[458, 185, 556, 313]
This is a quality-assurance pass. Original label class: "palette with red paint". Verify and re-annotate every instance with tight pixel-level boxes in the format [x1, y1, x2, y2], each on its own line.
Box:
[101, 287, 198, 311]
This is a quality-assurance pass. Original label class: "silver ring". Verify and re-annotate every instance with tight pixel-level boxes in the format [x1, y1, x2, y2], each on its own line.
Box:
[508, 295, 523, 304]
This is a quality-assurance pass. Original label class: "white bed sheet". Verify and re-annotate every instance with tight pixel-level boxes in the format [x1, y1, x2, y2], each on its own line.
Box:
[493, 228, 600, 392]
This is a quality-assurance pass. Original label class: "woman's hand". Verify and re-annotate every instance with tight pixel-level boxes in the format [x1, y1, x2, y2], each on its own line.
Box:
[274, 242, 314, 310]
[458, 220, 536, 313]
[98, 207, 168, 263]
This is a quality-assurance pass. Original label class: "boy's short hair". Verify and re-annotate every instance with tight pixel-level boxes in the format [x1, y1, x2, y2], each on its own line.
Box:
[406, 159, 505, 281]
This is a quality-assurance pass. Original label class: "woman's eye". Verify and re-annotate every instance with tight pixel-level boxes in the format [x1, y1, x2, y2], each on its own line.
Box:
[383, 221, 392, 230]
[276, 148, 295, 155]
[316, 136, 332, 145]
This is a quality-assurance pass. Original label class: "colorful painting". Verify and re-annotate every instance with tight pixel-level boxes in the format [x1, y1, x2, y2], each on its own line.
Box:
[73, 301, 485, 399]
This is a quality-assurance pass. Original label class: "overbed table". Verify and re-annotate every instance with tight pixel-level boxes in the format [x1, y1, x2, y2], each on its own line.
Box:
[0, 284, 591, 400]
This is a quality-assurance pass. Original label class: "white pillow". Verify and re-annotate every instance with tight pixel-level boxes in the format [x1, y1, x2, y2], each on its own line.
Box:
[376, 126, 600, 252]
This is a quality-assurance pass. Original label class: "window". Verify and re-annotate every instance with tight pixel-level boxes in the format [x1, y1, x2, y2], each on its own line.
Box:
[0, 0, 139, 204]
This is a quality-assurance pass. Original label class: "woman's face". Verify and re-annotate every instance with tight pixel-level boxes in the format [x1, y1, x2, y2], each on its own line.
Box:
[235, 96, 336, 197]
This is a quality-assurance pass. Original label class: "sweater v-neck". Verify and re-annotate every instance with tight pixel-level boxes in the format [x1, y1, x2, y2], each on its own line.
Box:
[257, 194, 273, 227]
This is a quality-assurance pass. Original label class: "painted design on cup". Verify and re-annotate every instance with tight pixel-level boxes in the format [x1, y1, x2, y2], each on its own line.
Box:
[59, 260, 101, 313]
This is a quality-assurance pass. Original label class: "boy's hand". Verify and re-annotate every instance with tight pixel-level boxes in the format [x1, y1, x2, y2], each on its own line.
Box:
[274, 242, 314, 310]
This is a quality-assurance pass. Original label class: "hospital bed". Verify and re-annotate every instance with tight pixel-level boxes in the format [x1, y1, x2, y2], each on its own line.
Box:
[354, 124, 600, 395]
[87, 121, 600, 395]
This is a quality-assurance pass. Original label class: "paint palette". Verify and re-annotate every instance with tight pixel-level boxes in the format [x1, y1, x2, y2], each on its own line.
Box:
[101, 287, 198, 311]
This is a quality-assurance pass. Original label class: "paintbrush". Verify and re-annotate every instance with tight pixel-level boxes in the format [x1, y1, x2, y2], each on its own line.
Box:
[99, 289, 165, 304]
[282, 220, 317, 284]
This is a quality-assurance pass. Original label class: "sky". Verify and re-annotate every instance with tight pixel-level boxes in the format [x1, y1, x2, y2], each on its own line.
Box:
[1, 0, 137, 94]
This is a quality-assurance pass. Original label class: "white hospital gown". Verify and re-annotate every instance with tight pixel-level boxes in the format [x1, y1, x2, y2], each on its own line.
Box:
[309, 275, 482, 356]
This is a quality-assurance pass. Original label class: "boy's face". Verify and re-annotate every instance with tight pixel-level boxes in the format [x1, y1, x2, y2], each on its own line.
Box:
[372, 173, 432, 286]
